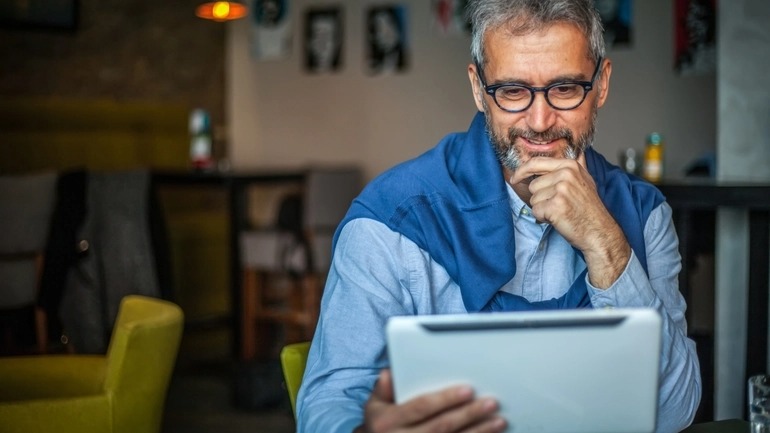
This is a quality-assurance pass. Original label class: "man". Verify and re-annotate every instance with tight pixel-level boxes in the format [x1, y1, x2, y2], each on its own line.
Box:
[297, 1, 702, 432]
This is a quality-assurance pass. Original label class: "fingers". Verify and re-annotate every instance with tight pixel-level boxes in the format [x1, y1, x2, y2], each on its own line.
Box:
[373, 369, 395, 403]
[396, 384, 476, 426]
[364, 375, 506, 433]
[576, 151, 587, 170]
[508, 156, 580, 186]
[507, 156, 601, 233]
[419, 396, 506, 433]
[508, 160, 543, 186]
[461, 415, 508, 433]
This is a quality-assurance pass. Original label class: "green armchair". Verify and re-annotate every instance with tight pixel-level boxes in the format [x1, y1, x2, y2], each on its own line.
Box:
[280, 341, 310, 417]
[0, 295, 184, 433]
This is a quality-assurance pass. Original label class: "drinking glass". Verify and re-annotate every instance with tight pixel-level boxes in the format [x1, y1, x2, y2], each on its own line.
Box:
[750, 374, 770, 433]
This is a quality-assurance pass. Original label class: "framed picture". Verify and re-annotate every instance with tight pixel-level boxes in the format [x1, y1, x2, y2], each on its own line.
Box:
[674, 0, 717, 76]
[250, 0, 292, 61]
[0, 0, 78, 31]
[365, 4, 409, 75]
[431, 0, 470, 35]
[304, 7, 344, 74]
[594, 0, 632, 48]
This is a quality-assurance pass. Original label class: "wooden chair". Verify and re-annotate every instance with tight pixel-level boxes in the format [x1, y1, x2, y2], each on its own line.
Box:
[239, 167, 361, 360]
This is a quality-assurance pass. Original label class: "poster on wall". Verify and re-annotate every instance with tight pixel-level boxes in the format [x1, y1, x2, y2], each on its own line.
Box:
[430, 0, 470, 35]
[250, 0, 292, 61]
[594, 0, 632, 48]
[304, 7, 344, 74]
[365, 4, 409, 75]
[674, 0, 717, 76]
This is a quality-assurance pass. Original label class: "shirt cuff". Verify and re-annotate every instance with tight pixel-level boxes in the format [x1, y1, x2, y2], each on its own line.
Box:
[586, 250, 657, 308]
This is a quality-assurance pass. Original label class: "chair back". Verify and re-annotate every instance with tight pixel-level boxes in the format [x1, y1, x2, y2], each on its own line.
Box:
[280, 341, 311, 417]
[303, 167, 362, 272]
[240, 167, 362, 274]
[104, 295, 184, 433]
[303, 167, 361, 231]
[0, 172, 57, 308]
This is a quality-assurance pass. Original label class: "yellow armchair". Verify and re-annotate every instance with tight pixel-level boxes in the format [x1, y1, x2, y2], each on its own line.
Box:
[280, 341, 310, 417]
[0, 295, 184, 433]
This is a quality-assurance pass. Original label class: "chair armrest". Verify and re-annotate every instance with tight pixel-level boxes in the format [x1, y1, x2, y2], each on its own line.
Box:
[0, 394, 111, 433]
[280, 341, 311, 415]
[0, 355, 107, 401]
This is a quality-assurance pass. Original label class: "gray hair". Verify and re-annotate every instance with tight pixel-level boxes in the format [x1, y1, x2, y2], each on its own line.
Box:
[466, 0, 605, 67]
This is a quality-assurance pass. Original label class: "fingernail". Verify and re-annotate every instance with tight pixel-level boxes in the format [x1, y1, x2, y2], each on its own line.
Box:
[481, 397, 498, 411]
[492, 416, 507, 429]
[455, 385, 474, 399]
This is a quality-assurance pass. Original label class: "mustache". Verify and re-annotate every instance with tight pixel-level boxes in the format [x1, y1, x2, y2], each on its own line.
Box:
[508, 127, 574, 144]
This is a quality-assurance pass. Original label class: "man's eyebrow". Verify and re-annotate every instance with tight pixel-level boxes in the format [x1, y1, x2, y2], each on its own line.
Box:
[489, 72, 589, 86]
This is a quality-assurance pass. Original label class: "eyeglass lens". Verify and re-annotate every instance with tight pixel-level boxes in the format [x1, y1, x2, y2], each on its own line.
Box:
[495, 84, 586, 112]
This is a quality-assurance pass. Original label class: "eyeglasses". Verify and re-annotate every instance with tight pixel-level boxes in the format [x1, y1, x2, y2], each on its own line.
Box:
[476, 57, 603, 113]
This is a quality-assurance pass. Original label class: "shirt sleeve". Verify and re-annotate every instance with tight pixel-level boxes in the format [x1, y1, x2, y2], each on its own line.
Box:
[587, 201, 702, 433]
[295, 218, 420, 433]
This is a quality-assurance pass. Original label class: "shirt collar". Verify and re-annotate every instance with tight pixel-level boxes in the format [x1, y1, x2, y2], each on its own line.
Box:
[506, 182, 531, 220]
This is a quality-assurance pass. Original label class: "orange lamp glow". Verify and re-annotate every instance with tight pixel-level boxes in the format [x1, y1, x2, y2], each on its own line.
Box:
[195, 1, 248, 22]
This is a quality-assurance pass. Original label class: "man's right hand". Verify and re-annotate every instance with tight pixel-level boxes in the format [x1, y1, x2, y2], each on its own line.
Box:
[353, 369, 507, 433]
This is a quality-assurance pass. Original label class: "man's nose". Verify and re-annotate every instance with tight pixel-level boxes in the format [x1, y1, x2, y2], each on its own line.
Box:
[524, 92, 557, 132]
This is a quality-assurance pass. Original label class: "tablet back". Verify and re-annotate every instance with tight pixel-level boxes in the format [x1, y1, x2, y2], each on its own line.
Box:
[386, 308, 661, 433]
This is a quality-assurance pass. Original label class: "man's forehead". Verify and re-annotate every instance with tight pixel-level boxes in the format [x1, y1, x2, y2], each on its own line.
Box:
[483, 22, 591, 66]
[491, 19, 588, 46]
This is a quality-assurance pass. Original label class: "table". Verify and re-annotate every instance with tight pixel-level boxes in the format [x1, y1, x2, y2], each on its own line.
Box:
[657, 179, 770, 420]
[152, 168, 306, 357]
[681, 419, 749, 433]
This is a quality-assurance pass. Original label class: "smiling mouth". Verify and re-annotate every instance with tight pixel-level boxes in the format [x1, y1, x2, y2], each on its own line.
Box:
[528, 139, 554, 145]
[521, 137, 560, 149]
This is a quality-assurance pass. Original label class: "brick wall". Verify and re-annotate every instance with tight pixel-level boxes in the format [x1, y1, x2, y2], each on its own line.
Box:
[0, 0, 225, 130]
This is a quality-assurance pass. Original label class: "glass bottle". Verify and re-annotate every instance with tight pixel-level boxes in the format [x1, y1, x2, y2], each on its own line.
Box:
[643, 132, 664, 183]
[189, 108, 213, 171]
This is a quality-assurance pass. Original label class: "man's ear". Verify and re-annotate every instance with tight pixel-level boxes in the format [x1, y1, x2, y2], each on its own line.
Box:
[596, 58, 612, 108]
[468, 63, 486, 112]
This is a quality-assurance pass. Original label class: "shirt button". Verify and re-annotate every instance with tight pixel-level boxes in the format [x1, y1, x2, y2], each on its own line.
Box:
[521, 208, 530, 216]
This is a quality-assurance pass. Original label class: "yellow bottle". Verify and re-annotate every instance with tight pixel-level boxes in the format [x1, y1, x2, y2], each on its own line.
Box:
[643, 132, 664, 183]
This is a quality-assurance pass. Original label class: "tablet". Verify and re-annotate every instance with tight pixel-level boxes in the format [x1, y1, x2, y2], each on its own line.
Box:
[386, 308, 662, 433]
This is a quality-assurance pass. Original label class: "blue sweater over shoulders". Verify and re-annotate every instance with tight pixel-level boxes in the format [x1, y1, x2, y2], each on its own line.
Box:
[335, 112, 663, 312]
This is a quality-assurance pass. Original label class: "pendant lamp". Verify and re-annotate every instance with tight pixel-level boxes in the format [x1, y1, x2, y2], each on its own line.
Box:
[196, 1, 248, 22]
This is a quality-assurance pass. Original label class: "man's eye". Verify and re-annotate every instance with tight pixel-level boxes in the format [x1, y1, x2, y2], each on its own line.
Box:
[497, 86, 529, 100]
[549, 84, 582, 98]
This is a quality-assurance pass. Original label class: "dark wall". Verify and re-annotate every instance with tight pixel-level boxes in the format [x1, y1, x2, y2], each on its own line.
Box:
[0, 0, 225, 127]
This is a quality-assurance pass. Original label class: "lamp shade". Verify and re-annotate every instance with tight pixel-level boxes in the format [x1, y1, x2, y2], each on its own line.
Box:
[196, 1, 248, 22]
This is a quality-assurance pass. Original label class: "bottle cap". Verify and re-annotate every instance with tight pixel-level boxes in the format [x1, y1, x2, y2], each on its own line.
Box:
[189, 108, 211, 135]
[647, 132, 662, 145]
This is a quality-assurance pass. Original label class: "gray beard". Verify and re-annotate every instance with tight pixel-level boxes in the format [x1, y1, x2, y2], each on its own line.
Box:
[483, 98, 598, 172]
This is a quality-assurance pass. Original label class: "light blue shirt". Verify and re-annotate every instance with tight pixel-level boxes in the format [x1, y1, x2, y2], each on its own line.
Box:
[297, 185, 701, 433]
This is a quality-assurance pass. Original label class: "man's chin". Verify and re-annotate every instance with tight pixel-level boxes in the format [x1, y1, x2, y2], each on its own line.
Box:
[528, 146, 582, 161]
[529, 151, 558, 159]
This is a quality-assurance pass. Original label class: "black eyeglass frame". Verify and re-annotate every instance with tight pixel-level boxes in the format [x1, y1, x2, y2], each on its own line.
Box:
[475, 57, 604, 113]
